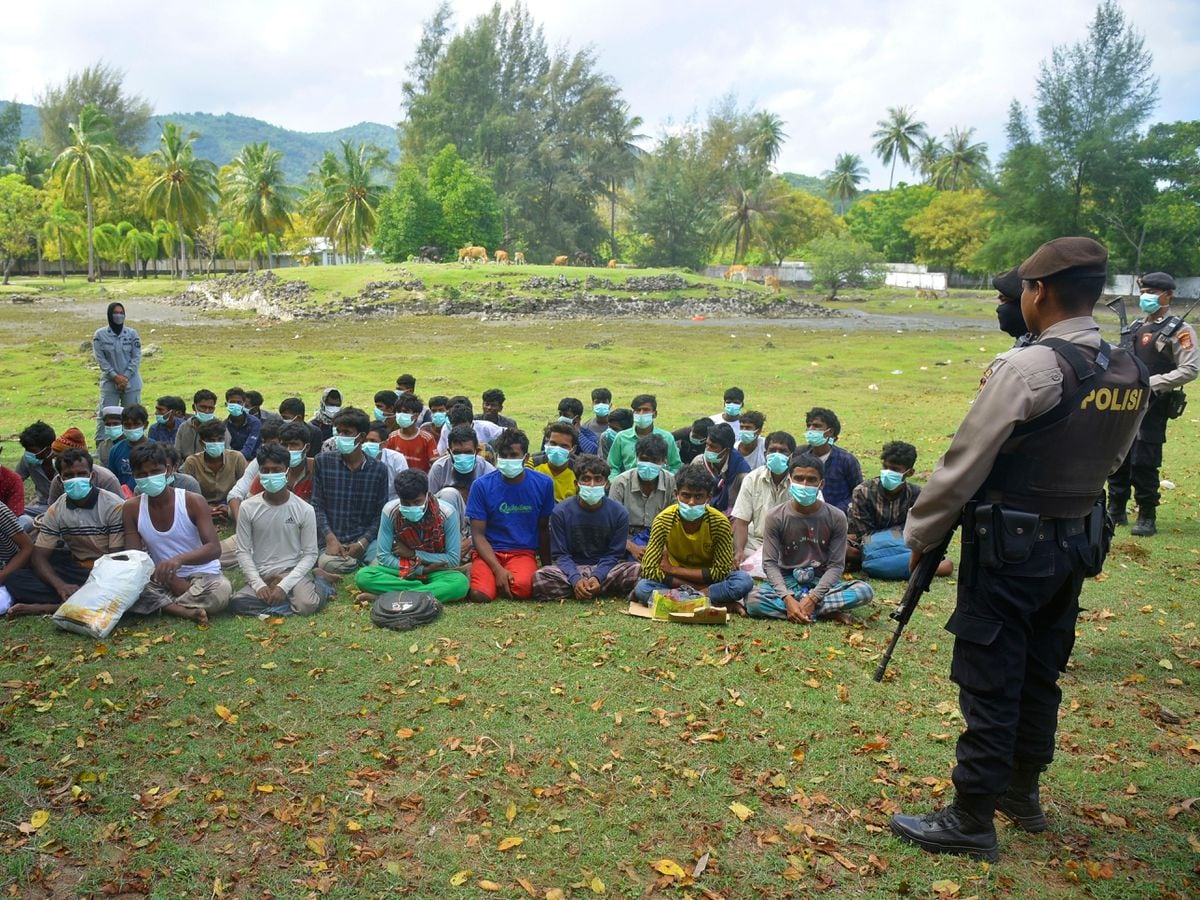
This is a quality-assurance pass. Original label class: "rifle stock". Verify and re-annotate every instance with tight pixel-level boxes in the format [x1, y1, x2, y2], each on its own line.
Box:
[872, 525, 958, 683]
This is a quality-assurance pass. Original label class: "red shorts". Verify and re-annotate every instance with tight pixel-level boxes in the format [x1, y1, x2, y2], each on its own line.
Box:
[469, 550, 538, 600]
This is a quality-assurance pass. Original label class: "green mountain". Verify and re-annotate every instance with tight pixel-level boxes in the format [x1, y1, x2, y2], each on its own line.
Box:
[781, 171, 828, 196]
[4, 102, 398, 183]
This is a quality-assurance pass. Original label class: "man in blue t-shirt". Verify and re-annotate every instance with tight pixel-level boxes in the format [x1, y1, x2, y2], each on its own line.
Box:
[466, 428, 555, 601]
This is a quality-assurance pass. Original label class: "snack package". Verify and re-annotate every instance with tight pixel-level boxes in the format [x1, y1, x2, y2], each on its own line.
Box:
[650, 588, 708, 621]
[52, 551, 154, 640]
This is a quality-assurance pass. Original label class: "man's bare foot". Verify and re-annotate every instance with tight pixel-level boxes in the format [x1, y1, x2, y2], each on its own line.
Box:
[725, 601, 748, 617]
[314, 568, 342, 583]
[7, 603, 61, 618]
[825, 610, 854, 625]
[166, 603, 208, 626]
[936, 559, 954, 576]
[355, 592, 377, 604]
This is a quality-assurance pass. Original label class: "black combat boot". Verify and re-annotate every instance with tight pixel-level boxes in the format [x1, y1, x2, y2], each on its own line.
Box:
[1106, 500, 1127, 527]
[996, 761, 1048, 832]
[1131, 508, 1156, 537]
[890, 794, 999, 862]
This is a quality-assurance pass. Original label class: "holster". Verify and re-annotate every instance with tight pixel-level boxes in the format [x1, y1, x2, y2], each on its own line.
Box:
[1166, 388, 1187, 420]
[973, 503, 1041, 569]
[1080, 496, 1113, 577]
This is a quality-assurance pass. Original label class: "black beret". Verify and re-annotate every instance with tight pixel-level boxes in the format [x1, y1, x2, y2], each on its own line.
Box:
[1018, 237, 1108, 280]
[1139, 271, 1176, 291]
[708, 422, 736, 450]
[991, 266, 1023, 302]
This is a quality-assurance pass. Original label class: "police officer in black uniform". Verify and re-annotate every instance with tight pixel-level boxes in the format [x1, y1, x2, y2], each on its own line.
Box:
[992, 265, 1031, 347]
[1106, 272, 1198, 536]
[891, 237, 1149, 861]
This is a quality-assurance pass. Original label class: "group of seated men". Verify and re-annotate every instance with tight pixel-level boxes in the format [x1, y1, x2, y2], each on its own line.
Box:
[1, 376, 950, 627]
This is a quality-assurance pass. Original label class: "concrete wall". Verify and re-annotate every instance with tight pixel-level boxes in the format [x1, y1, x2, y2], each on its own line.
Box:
[701, 261, 945, 290]
[1108, 275, 1200, 300]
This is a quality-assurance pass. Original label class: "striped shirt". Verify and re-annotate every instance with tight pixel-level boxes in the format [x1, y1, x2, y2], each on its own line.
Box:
[34, 489, 125, 564]
[0, 501, 22, 567]
[640, 504, 734, 584]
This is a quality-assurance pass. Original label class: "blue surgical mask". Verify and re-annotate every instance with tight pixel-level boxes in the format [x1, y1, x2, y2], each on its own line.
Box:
[154, 414, 168, 426]
[544, 445, 570, 467]
[766, 452, 790, 475]
[204, 441, 225, 458]
[431, 412, 448, 427]
[603, 428, 617, 443]
[123, 427, 145, 442]
[805, 429, 829, 447]
[452, 452, 478, 473]
[361, 441, 381, 459]
[226, 403, 245, 417]
[104, 424, 124, 440]
[1139, 293, 1161, 315]
[135, 473, 168, 497]
[395, 413, 415, 428]
[557, 416, 575, 425]
[324, 405, 342, 417]
[738, 430, 758, 445]
[636, 461, 661, 481]
[703, 449, 723, 465]
[790, 483, 819, 506]
[677, 500, 707, 521]
[195, 411, 216, 423]
[592, 403, 611, 417]
[23, 450, 41, 465]
[724, 402, 742, 417]
[497, 457, 526, 478]
[577, 484, 606, 505]
[373, 406, 386, 421]
[334, 435, 359, 455]
[289, 449, 305, 468]
[63, 476, 92, 501]
[398, 503, 426, 522]
[260, 472, 289, 494]
[880, 469, 905, 491]
[633, 412, 654, 429]
[690, 435, 706, 446]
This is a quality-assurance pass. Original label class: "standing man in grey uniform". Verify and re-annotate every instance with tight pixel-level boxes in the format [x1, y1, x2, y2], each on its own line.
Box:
[1106, 272, 1198, 536]
[92, 302, 142, 442]
[890, 238, 1149, 861]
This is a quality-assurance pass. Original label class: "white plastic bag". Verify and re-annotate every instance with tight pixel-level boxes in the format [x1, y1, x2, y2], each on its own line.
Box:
[52, 550, 154, 640]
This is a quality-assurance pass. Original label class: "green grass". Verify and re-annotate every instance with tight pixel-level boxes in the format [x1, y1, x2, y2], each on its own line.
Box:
[0, 286, 1197, 897]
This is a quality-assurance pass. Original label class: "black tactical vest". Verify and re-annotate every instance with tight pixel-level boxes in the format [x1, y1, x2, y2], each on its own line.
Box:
[982, 339, 1149, 518]
[1131, 316, 1179, 375]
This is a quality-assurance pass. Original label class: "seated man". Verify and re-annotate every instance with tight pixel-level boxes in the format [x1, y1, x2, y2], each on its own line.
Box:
[395, 373, 431, 425]
[108, 403, 152, 491]
[148, 395, 186, 445]
[607, 394, 683, 475]
[278, 397, 325, 457]
[609, 434, 677, 561]
[95, 406, 126, 469]
[710, 386, 745, 427]
[631, 463, 754, 611]
[230, 444, 326, 617]
[384, 393, 438, 472]
[364, 422, 409, 501]
[15, 420, 57, 518]
[557, 397, 599, 454]
[736, 410, 766, 469]
[0, 500, 35, 612]
[355, 469, 470, 603]
[175, 389, 230, 459]
[47, 436, 123, 503]
[312, 407, 389, 577]
[533, 422, 579, 501]
[582, 388, 613, 440]
[731, 431, 797, 573]
[700, 423, 751, 514]
[181, 419, 249, 526]
[373, 389, 399, 432]
[747, 452, 874, 624]
[6, 448, 125, 617]
[600, 407, 632, 458]
[466, 428, 555, 602]
[245, 390, 283, 423]
[847, 441, 951, 580]
[481, 387, 517, 429]
[533, 454, 640, 601]
[802, 406, 862, 513]
[676, 417, 711, 466]
[436, 401, 505, 456]
[424, 395, 451, 447]
[122, 442, 231, 625]
[224, 386, 262, 461]
[309, 388, 343, 443]
[427, 424, 496, 552]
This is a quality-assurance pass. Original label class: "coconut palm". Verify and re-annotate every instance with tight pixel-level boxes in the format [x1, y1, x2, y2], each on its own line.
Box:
[145, 122, 218, 279]
[42, 201, 82, 279]
[92, 222, 123, 279]
[915, 135, 946, 184]
[931, 127, 990, 191]
[748, 110, 788, 170]
[218, 220, 253, 273]
[593, 102, 646, 261]
[119, 224, 157, 278]
[871, 105, 928, 190]
[307, 140, 388, 262]
[713, 176, 786, 264]
[50, 104, 131, 281]
[823, 153, 868, 215]
[3, 140, 53, 189]
[223, 142, 295, 269]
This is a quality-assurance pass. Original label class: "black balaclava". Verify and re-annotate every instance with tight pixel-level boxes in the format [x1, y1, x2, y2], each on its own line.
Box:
[107, 302, 126, 335]
[996, 300, 1029, 339]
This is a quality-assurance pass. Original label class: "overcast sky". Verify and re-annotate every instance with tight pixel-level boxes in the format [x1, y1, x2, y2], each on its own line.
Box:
[4, 0, 1198, 189]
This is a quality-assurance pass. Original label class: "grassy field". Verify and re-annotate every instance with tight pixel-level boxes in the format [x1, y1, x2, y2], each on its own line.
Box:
[0, 267, 1196, 897]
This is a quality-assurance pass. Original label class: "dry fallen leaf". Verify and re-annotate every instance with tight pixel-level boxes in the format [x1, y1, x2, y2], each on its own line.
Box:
[931, 879, 961, 897]
[478, 880, 502, 892]
[497, 836, 523, 851]
[589, 875, 605, 894]
[506, 801, 517, 824]
[651, 858, 687, 879]
[30, 810, 50, 829]
[449, 869, 471, 886]
[729, 802, 755, 822]
[214, 703, 238, 725]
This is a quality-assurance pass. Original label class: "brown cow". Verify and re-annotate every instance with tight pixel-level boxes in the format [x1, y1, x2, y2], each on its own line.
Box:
[494, 250, 510, 264]
[724, 264, 748, 282]
[764, 275, 781, 293]
[607, 259, 617, 268]
[513, 251, 526, 265]
[458, 246, 488, 263]
[553, 255, 569, 266]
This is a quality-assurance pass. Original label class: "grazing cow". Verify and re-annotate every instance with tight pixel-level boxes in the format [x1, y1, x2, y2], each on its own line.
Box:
[764, 274, 782, 293]
[553, 255, 569, 266]
[574, 251, 595, 267]
[513, 251, 526, 265]
[607, 259, 617, 268]
[725, 264, 749, 282]
[494, 250, 510, 264]
[458, 246, 488, 263]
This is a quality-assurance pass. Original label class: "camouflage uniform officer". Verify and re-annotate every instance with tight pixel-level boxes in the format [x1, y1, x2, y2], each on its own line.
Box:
[1105, 272, 1198, 536]
[891, 238, 1149, 861]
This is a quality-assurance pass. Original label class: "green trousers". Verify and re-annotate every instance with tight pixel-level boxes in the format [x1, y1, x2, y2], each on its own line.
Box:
[354, 566, 469, 603]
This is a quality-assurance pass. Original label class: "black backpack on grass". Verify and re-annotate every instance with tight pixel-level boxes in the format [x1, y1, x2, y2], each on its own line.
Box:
[370, 591, 443, 631]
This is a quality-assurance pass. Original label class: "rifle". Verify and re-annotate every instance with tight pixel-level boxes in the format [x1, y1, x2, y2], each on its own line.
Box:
[1105, 296, 1132, 349]
[873, 524, 958, 683]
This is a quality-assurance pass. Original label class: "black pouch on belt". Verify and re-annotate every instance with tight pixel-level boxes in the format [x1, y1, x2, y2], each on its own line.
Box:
[974, 503, 1041, 569]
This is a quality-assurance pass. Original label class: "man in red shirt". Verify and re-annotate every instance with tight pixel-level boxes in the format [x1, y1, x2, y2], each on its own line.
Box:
[384, 394, 438, 472]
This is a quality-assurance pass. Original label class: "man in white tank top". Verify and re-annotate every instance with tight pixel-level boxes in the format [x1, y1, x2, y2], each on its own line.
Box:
[121, 443, 231, 625]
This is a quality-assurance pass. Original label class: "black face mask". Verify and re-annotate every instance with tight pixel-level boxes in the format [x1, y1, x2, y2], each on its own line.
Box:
[996, 300, 1028, 340]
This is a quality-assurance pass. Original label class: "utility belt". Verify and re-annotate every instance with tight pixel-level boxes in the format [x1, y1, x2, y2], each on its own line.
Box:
[965, 498, 1110, 577]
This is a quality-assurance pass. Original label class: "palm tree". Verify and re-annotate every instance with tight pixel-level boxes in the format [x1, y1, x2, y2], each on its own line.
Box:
[145, 122, 218, 279]
[223, 142, 295, 269]
[3, 140, 53, 189]
[92, 222, 122, 279]
[931, 127, 990, 191]
[119, 223, 157, 278]
[915, 135, 945, 184]
[218, 220, 252, 273]
[823, 153, 868, 215]
[713, 177, 785, 263]
[747, 110, 787, 170]
[871, 105, 928, 190]
[50, 105, 131, 281]
[594, 102, 646, 261]
[307, 140, 387, 263]
[41, 201, 82, 280]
